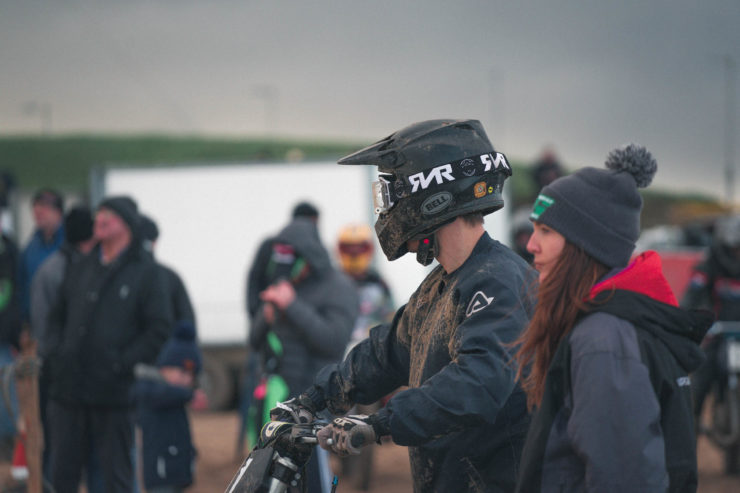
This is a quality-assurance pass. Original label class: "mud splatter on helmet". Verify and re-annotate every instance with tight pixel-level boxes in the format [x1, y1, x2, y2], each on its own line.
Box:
[338, 119, 511, 263]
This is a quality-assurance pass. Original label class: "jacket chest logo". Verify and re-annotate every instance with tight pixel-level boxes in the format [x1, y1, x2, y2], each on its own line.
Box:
[466, 291, 494, 317]
[119, 285, 130, 299]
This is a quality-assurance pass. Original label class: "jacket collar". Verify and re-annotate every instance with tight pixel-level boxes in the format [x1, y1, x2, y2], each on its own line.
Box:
[589, 251, 678, 306]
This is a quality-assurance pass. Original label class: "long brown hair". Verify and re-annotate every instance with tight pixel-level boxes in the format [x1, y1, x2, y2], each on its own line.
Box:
[513, 241, 608, 409]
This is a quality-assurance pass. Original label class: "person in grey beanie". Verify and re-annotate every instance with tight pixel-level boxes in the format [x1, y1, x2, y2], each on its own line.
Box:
[512, 144, 713, 493]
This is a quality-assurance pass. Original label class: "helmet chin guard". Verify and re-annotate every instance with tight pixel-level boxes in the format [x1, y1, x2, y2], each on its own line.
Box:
[416, 235, 436, 266]
[339, 119, 511, 262]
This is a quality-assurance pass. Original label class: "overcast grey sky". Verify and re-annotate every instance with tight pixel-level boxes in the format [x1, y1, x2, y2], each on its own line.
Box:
[1, 1, 738, 200]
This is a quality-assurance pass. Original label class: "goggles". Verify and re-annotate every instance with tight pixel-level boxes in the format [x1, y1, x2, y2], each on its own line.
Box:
[338, 242, 373, 256]
[371, 151, 511, 214]
[372, 176, 395, 214]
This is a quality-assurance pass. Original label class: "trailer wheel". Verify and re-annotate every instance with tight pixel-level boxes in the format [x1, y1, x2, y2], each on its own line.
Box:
[200, 356, 234, 411]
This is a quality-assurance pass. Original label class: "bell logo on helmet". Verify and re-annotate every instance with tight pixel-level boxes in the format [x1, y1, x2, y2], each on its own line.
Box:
[421, 192, 453, 216]
[408, 164, 455, 193]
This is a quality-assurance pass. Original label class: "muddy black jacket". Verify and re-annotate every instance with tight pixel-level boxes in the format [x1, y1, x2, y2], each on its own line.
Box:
[516, 252, 713, 493]
[46, 243, 173, 407]
[311, 233, 536, 492]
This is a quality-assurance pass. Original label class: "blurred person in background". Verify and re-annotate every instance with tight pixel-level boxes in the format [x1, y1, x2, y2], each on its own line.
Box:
[683, 214, 740, 428]
[140, 214, 196, 326]
[514, 145, 711, 492]
[531, 147, 565, 191]
[276, 119, 535, 492]
[511, 208, 534, 264]
[19, 188, 65, 322]
[134, 320, 201, 493]
[31, 206, 96, 357]
[30, 206, 96, 481]
[335, 223, 394, 490]
[335, 223, 394, 351]
[0, 183, 22, 463]
[249, 215, 358, 493]
[44, 196, 172, 493]
[246, 201, 320, 319]
[236, 201, 320, 454]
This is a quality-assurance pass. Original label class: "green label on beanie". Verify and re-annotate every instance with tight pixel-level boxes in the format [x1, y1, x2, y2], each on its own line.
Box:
[530, 194, 555, 220]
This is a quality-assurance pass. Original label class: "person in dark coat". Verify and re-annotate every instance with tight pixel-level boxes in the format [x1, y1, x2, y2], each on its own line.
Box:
[134, 320, 201, 493]
[513, 145, 713, 492]
[45, 196, 173, 493]
[275, 120, 536, 493]
[30, 206, 97, 481]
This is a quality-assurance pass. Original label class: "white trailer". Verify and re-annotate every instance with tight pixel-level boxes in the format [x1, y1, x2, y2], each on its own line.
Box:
[91, 161, 512, 409]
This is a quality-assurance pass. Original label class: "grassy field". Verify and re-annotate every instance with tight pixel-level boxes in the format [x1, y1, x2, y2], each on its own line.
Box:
[0, 133, 723, 227]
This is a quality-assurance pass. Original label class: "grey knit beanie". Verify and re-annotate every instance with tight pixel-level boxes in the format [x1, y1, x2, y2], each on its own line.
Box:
[529, 144, 657, 268]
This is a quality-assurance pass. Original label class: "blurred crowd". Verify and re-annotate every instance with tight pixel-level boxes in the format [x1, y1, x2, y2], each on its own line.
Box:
[0, 177, 394, 492]
[0, 128, 738, 493]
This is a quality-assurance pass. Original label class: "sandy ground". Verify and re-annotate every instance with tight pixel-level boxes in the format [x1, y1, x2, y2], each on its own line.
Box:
[191, 411, 412, 493]
[190, 411, 740, 493]
[0, 409, 738, 492]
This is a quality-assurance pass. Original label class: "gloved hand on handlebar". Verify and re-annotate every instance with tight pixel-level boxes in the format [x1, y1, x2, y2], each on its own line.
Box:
[269, 394, 317, 424]
[317, 414, 385, 457]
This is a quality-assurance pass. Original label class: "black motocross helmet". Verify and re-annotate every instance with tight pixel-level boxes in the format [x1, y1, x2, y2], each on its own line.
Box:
[339, 119, 511, 263]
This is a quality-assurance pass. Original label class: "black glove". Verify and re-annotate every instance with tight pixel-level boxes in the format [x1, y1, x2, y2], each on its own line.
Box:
[317, 415, 380, 456]
[269, 394, 317, 424]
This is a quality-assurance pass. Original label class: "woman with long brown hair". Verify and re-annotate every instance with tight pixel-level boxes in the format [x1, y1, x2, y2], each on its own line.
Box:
[514, 145, 713, 493]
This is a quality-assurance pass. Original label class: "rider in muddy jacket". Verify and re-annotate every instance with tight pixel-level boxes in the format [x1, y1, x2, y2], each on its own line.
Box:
[283, 120, 535, 492]
[249, 217, 358, 395]
[313, 233, 534, 491]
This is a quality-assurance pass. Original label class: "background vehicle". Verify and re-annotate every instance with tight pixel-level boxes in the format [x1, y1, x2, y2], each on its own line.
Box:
[89, 162, 512, 409]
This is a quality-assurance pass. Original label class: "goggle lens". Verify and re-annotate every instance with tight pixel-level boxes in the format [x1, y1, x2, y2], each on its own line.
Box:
[372, 178, 393, 214]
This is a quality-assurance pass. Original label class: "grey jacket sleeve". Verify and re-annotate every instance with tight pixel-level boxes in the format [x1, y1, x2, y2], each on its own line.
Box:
[29, 254, 65, 352]
[567, 313, 669, 493]
[282, 274, 358, 360]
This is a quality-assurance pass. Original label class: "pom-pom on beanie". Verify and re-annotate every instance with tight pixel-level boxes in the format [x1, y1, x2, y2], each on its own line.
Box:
[529, 144, 657, 268]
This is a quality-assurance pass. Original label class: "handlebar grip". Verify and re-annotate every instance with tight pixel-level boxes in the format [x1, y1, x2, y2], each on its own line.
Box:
[350, 426, 376, 449]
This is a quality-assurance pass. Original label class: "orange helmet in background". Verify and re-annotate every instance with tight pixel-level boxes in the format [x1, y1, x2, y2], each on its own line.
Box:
[337, 223, 374, 278]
